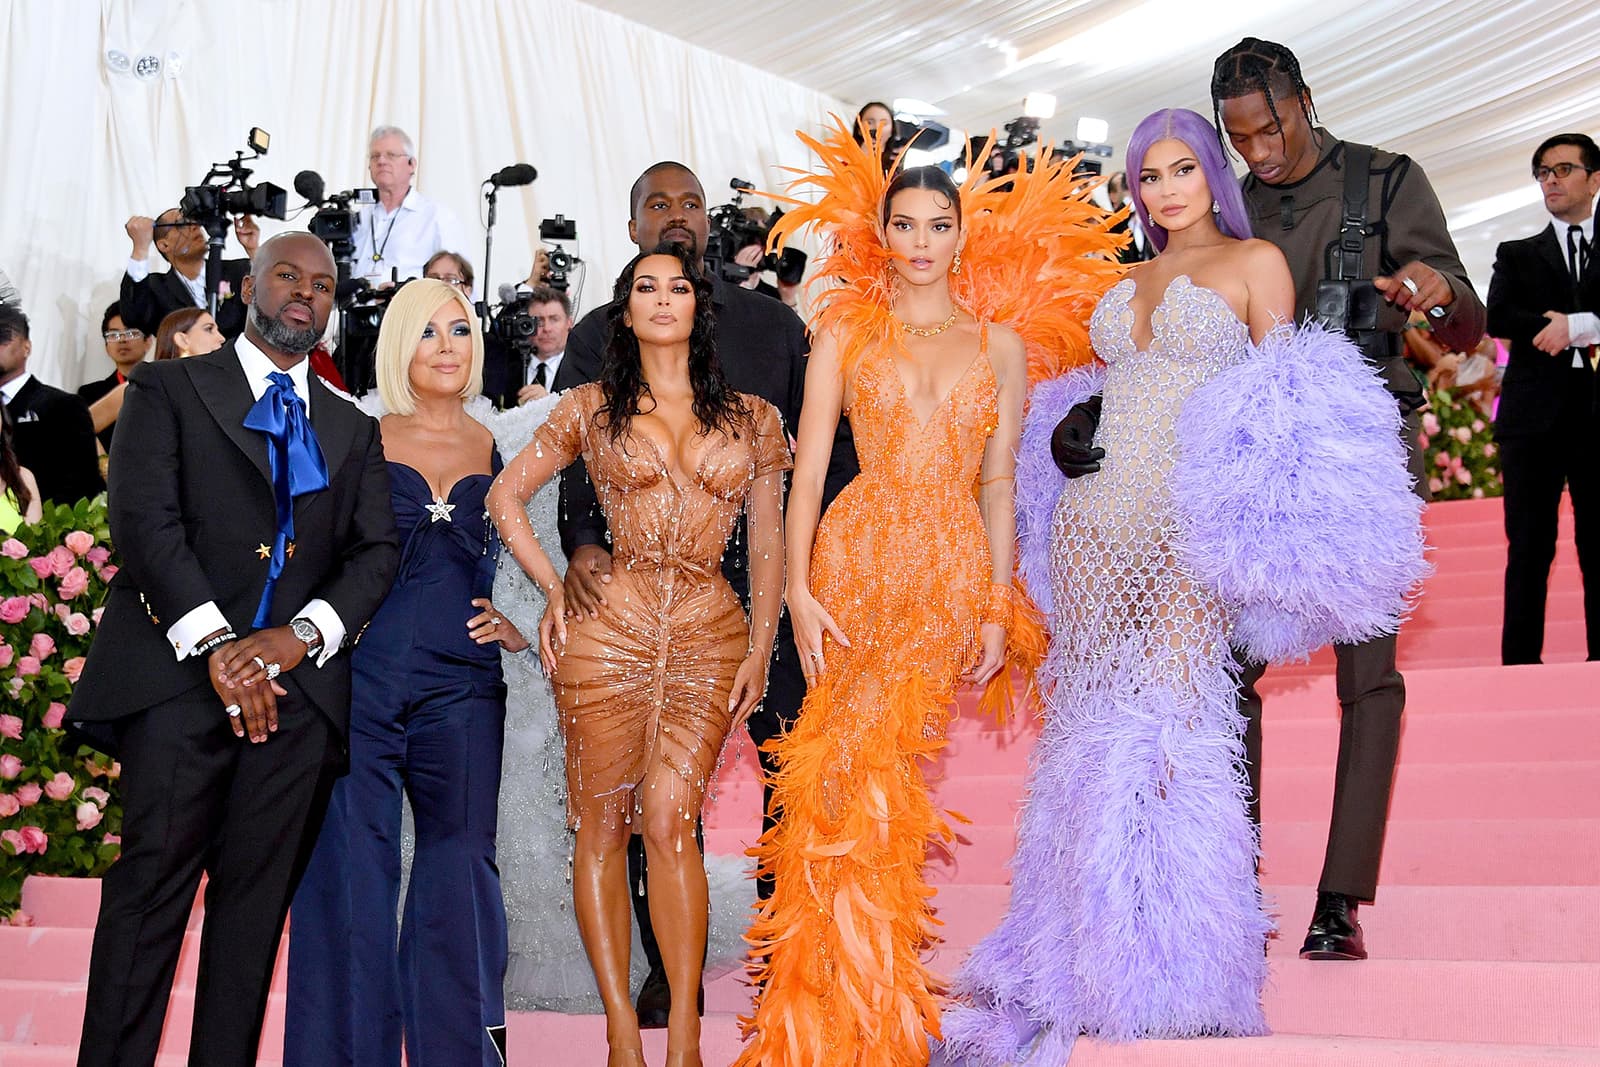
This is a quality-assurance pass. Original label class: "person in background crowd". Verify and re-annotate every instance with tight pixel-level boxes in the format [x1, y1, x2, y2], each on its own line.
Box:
[553, 158, 855, 1029]
[1488, 132, 1600, 665]
[1106, 170, 1155, 263]
[154, 307, 226, 362]
[79, 302, 151, 450]
[120, 209, 257, 339]
[354, 126, 467, 287]
[852, 100, 894, 145]
[0, 304, 102, 506]
[287, 278, 523, 1067]
[0, 402, 42, 533]
[424, 249, 475, 300]
[512, 284, 572, 405]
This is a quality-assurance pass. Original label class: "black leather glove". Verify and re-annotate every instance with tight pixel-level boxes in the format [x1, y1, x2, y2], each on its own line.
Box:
[1050, 394, 1104, 478]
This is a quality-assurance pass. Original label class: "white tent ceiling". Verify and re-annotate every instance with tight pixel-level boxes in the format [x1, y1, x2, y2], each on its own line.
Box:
[587, 0, 1600, 294]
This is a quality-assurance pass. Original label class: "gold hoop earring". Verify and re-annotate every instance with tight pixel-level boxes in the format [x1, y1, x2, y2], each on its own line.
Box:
[951, 250, 963, 275]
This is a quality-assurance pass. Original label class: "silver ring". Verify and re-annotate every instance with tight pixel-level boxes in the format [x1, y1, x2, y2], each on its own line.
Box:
[808, 652, 821, 660]
[264, 662, 281, 680]
[225, 704, 242, 718]
[252, 655, 266, 670]
[1401, 276, 1420, 297]
[491, 617, 501, 625]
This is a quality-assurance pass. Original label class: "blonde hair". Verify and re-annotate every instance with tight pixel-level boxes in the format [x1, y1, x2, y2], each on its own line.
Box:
[374, 278, 483, 415]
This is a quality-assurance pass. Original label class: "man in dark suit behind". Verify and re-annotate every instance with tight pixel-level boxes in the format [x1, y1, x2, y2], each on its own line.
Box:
[1488, 132, 1600, 664]
[69, 232, 399, 1067]
[554, 160, 858, 1026]
[0, 304, 103, 505]
[119, 209, 257, 340]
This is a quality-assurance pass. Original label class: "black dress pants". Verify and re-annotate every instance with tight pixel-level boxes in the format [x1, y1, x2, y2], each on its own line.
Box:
[77, 685, 340, 1067]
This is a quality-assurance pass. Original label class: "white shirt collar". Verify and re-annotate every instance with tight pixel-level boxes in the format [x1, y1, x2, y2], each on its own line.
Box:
[375, 187, 418, 220]
[0, 370, 33, 404]
[233, 333, 312, 408]
[1550, 212, 1594, 244]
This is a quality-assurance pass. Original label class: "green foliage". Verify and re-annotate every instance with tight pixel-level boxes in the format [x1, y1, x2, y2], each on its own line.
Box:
[1419, 388, 1503, 501]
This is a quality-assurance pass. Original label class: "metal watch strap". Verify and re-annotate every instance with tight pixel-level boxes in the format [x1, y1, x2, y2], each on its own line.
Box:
[290, 616, 323, 656]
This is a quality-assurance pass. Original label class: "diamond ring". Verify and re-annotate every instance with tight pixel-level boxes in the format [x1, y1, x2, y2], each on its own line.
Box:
[225, 704, 242, 718]
[263, 662, 281, 680]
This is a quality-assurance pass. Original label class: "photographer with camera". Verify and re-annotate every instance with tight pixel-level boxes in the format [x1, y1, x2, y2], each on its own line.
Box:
[120, 208, 258, 339]
[354, 126, 467, 287]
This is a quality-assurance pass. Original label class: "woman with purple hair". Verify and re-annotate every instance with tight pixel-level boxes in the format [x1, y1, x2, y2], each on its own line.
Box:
[938, 108, 1426, 1062]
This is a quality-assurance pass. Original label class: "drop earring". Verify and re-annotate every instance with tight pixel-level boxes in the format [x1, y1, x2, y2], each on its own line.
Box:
[1211, 200, 1220, 214]
[951, 249, 963, 275]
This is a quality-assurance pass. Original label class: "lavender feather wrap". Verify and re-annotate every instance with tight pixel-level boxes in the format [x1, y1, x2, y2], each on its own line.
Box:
[1169, 322, 1430, 663]
[1015, 364, 1106, 618]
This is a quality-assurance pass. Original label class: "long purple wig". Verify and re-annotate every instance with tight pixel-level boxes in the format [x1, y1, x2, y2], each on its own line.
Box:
[1125, 108, 1251, 253]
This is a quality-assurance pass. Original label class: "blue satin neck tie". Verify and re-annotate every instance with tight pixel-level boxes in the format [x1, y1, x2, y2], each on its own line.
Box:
[243, 370, 328, 628]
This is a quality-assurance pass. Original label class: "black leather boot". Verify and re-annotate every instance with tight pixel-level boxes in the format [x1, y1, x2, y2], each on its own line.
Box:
[1299, 890, 1367, 960]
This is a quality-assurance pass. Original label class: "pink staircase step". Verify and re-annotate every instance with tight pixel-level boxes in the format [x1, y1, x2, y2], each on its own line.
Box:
[1061, 1035, 1600, 1066]
[0, 980, 286, 1058]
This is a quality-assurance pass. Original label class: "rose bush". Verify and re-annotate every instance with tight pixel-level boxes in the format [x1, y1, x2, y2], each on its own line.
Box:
[0, 498, 121, 922]
[1418, 387, 1503, 502]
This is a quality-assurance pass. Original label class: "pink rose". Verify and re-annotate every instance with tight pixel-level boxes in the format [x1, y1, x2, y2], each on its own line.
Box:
[0, 714, 21, 740]
[59, 567, 90, 600]
[16, 782, 42, 807]
[1484, 443, 1497, 458]
[102, 833, 120, 845]
[1453, 426, 1472, 444]
[0, 538, 27, 559]
[0, 643, 10, 668]
[62, 657, 85, 684]
[17, 826, 47, 854]
[91, 607, 104, 626]
[86, 546, 110, 566]
[27, 557, 53, 580]
[75, 802, 103, 831]
[107, 761, 120, 780]
[83, 785, 109, 807]
[1428, 477, 1444, 494]
[0, 794, 18, 817]
[1417, 433, 1430, 449]
[7, 677, 23, 697]
[45, 545, 74, 578]
[52, 603, 69, 622]
[1455, 468, 1472, 486]
[1472, 487, 1485, 498]
[7, 911, 33, 927]
[29, 633, 55, 660]
[17, 655, 40, 677]
[27, 593, 48, 611]
[1421, 412, 1441, 435]
[1, 829, 22, 854]
[0, 755, 22, 780]
[65, 613, 90, 637]
[0, 597, 28, 624]
[43, 772, 75, 802]
[1433, 451, 1450, 469]
[64, 531, 95, 556]
[96, 565, 119, 583]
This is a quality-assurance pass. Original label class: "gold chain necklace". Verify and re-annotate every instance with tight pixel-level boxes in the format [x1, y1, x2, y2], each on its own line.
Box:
[898, 309, 959, 337]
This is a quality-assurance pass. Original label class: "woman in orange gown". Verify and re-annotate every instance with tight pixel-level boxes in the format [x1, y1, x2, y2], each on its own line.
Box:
[737, 160, 1039, 1062]
[488, 245, 790, 1067]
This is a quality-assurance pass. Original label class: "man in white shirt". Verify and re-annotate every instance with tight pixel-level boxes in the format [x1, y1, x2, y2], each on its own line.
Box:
[1487, 132, 1600, 664]
[70, 232, 398, 1067]
[353, 126, 467, 287]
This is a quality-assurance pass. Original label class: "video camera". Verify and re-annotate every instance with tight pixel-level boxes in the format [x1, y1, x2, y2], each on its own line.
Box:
[705, 180, 806, 287]
[179, 128, 288, 236]
[538, 215, 579, 294]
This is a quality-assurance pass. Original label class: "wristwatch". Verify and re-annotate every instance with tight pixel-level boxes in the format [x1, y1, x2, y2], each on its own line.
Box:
[290, 616, 324, 659]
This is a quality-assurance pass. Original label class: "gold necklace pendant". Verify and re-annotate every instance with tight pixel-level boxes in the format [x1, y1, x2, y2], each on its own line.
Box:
[899, 309, 958, 337]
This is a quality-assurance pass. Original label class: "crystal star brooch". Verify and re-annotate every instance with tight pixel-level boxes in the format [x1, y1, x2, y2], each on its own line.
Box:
[425, 497, 456, 523]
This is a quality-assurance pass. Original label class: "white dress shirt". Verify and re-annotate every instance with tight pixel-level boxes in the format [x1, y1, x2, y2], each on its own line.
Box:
[124, 257, 207, 307]
[0, 370, 33, 406]
[353, 187, 467, 286]
[1549, 212, 1597, 358]
[165, 334, 347, 666]
[528, 350, 564, 388]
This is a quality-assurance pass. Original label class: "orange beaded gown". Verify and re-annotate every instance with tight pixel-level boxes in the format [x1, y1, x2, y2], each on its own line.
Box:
[736, 333, 1042, 1066]
[497, 382, 791, 827]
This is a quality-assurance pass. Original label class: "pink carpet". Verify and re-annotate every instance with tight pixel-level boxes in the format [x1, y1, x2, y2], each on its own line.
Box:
[3, 496, 1596, 1065]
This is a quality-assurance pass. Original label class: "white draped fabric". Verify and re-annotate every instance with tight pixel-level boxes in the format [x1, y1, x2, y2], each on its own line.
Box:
[0, 0, 841, 389]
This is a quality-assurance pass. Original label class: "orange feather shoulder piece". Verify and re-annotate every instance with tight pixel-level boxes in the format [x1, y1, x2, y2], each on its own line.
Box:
[765, 115, 1127, 386]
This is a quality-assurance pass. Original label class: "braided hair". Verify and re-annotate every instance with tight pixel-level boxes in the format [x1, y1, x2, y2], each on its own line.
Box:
[1210, 37, 1318, 158]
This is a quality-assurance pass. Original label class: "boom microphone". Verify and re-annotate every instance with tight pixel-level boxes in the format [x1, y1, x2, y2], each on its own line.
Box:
[294, 169, 326, 205]
[497, 282, 521, 306]
[489, 164, 538, 187]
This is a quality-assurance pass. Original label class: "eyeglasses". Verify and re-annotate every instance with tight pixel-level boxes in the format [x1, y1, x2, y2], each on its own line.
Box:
[1534, 162, 1594, 182]
[103, 329, 145, 342]
[368, 151, 410, 163]
[428, 274, 469, 288]
[153, 219, 199, 232]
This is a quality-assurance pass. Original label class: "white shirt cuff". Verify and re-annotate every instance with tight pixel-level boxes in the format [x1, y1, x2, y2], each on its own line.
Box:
[1568, 312, 1600, 348]
[167, 601, 232, 661]
[125, 256, 151, 283]
[295, 599, 346, 667]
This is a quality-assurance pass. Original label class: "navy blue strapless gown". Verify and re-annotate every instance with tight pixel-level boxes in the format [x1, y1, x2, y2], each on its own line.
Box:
[287, 456, 512, 1067]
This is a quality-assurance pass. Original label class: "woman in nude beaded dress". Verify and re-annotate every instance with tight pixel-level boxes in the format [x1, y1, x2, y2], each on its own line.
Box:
[488, 244, 790, 1067]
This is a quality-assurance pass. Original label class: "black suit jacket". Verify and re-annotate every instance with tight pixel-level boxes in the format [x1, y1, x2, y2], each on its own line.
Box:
[1487, 223, 1600, 438]
[118, 258, 250, 340]
[5, 376, 103, 505]
[553, 276, 859, 565]
[69, 342, 399, 735]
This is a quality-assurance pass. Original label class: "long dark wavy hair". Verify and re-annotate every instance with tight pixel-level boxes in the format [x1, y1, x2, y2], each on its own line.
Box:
[1, 402, 31, 517]
[596, 242, 750, 445]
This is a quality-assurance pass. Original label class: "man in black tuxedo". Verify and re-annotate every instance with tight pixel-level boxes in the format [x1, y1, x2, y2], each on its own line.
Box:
[554, 160, 858, 1025]
[119, 209, 258, 339]
[69, 232, 399, 1067]
[1488, 132, 1600, 664]
[0, 305, 103, 505]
